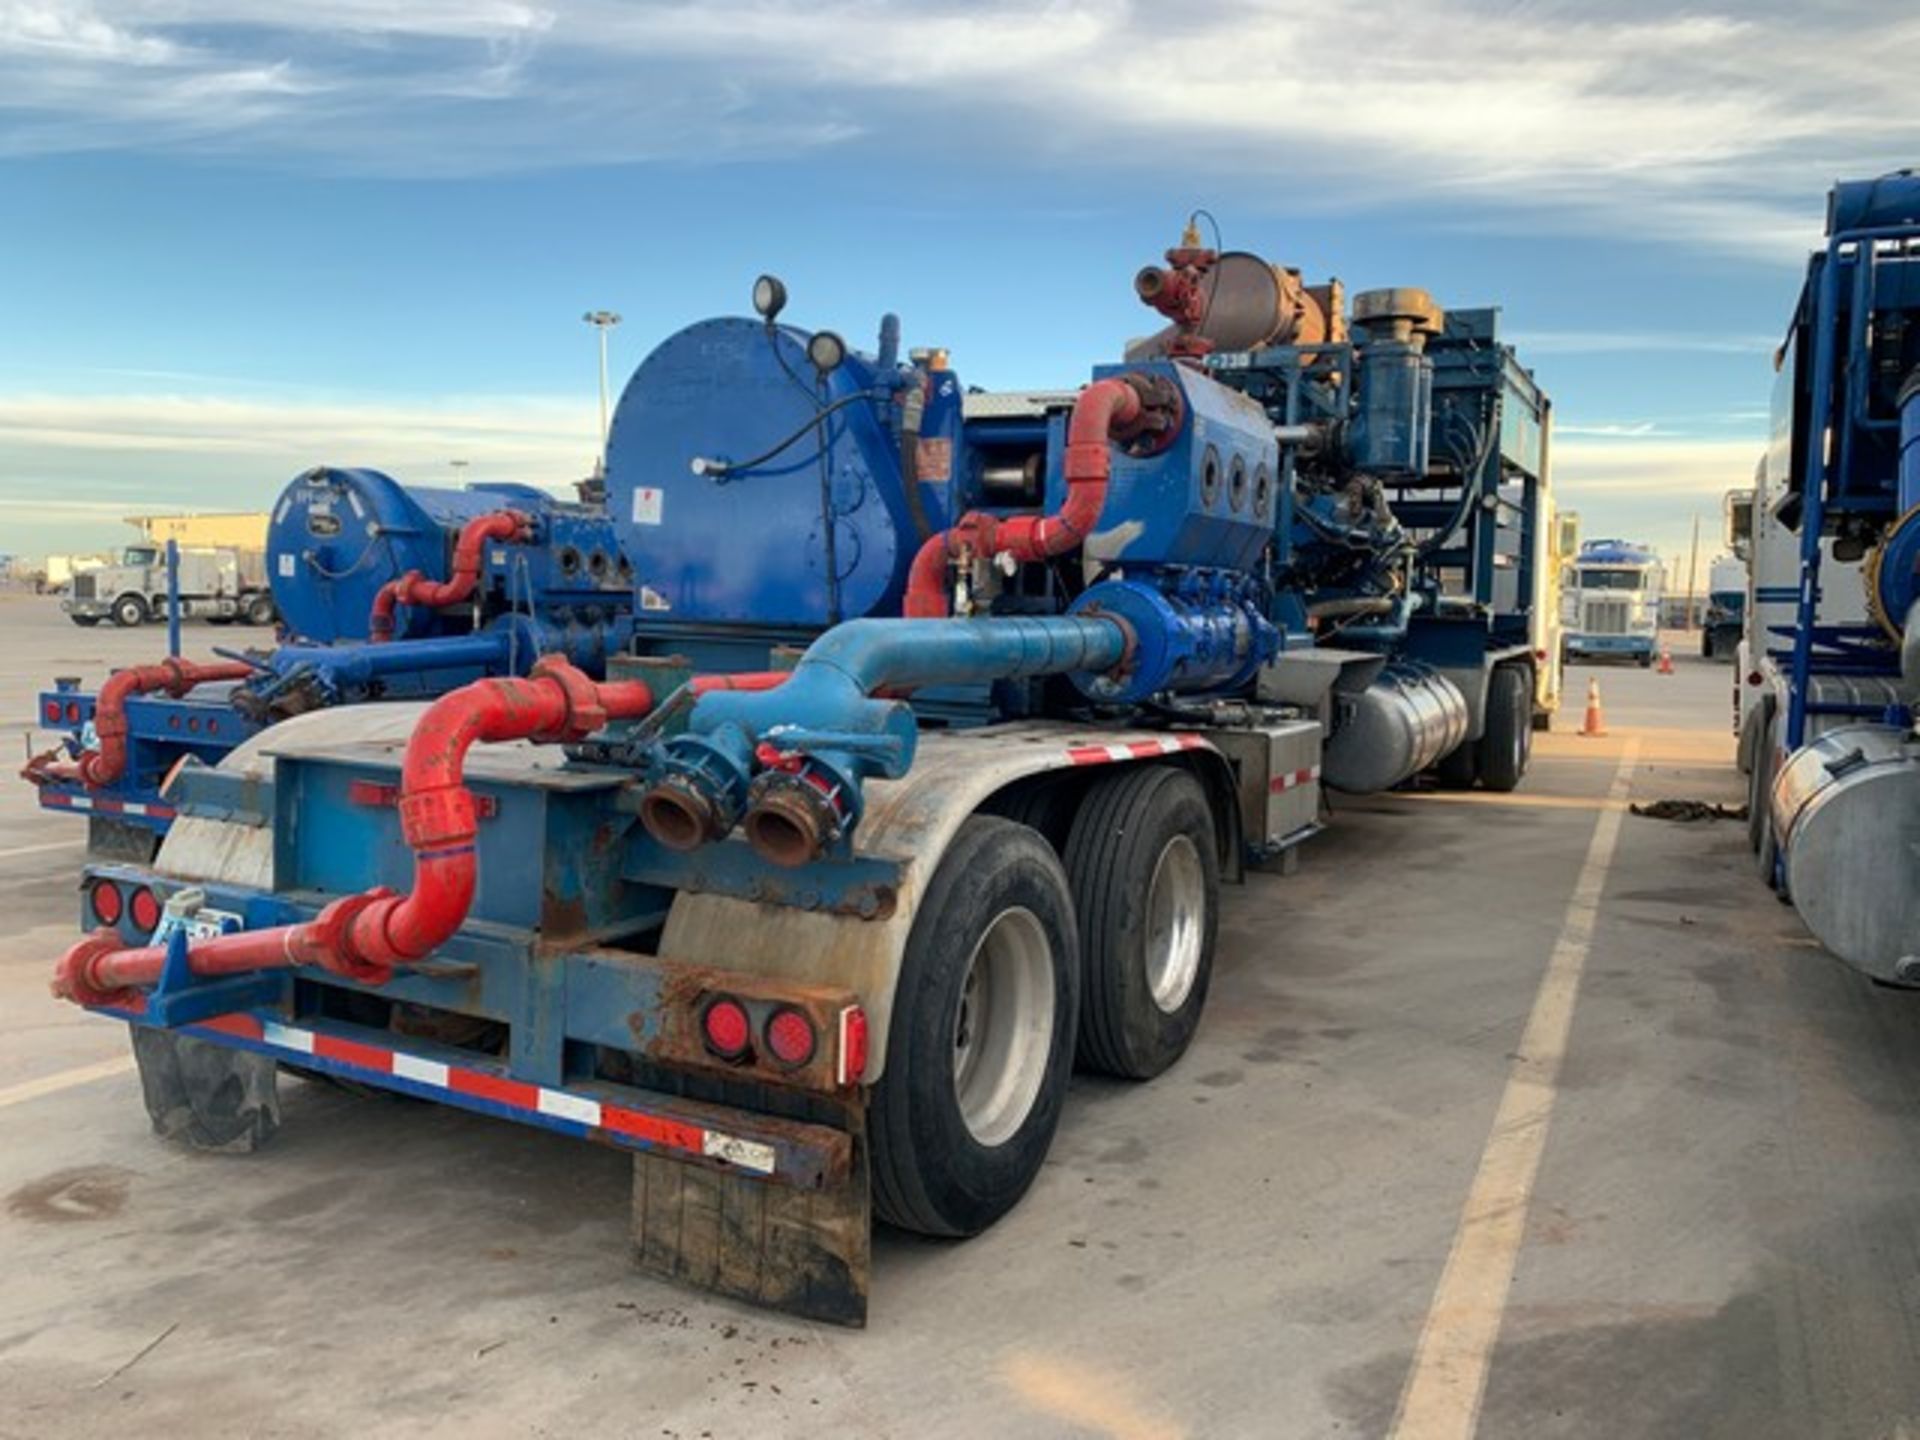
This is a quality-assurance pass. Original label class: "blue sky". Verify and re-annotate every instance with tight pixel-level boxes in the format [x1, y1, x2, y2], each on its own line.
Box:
[0, 0, 1913, 572]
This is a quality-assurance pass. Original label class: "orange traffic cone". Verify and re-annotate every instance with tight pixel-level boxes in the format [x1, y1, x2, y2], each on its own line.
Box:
[1658, 646, 1674, 675]
[1580, 677, 1607, 737]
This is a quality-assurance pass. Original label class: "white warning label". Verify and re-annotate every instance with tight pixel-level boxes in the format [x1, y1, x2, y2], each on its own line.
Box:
[632, 487, 664, 525]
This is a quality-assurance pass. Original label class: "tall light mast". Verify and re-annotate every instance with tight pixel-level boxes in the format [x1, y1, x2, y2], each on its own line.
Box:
[582, 310, 621, 478]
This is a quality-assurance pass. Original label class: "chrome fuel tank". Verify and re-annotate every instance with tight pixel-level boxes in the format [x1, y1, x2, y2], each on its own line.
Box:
[1321, 662, 1468, 794]
[1771, 724, 1920, 984]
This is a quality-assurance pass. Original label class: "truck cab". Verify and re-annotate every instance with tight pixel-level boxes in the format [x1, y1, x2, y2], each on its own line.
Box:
[1562, 539, 1663, 665]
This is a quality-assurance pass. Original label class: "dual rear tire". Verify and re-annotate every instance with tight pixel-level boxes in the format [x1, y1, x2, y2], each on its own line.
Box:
[871, 768, 1220, 1237]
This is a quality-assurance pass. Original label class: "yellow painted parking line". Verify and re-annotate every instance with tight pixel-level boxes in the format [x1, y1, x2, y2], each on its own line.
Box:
[1388, 739, 1641, 1440]
[0, 1055, 135, 1109]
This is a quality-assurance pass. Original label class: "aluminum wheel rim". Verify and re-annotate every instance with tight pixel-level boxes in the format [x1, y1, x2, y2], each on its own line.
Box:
[1146, 834, 1206, 1013]
[952, 906, 1055, 1147]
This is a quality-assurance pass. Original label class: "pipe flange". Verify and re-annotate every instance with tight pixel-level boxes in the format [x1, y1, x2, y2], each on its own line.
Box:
[530, 655, 608, 740]
[51, 930, 137, 1007]
[744, 768, 853, 869]
[639, 772, 737, 851]
[310, 888, 398, 985]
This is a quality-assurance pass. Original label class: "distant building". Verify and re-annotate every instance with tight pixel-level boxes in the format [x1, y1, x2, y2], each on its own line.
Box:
[125, 512, 269, 550]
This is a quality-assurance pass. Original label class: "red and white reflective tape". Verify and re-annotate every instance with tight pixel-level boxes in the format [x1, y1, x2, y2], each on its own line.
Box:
[40, 791, 174, 820]
[1064, 734, 1209, 766]
[178, 1010, 778, 1175]
[1269, 765, 1321, 794]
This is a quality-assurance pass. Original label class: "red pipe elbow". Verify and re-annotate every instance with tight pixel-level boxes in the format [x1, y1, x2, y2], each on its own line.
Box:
[370, 509, 532, 642]
[24, 658, 255, 791]
[50, 657, 653, 1007]
[903, 377, 1148, 618]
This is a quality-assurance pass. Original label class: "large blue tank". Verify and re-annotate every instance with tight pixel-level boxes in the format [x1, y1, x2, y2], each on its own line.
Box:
[605, 319, 926, 629]
[267, 467, 631, 643]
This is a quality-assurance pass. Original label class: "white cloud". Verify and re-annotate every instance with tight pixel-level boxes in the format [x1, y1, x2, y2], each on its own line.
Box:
[0, 390, 600, 551]
[0, 2, 1911, 254]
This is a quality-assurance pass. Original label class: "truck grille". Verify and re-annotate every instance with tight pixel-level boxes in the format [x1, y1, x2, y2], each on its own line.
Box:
[72, 574, 96, 600]
[1583, 598, 1629, 634]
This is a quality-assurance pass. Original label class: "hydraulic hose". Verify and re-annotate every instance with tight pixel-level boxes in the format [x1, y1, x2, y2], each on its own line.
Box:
[51, 656, 653, 1007]
[20, 657, 253, 789]
[369, 509, 533, 642]
[904, 376, 1165, 617]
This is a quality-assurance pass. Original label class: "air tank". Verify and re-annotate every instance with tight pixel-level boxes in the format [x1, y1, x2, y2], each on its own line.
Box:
[1321, 662, 1469, 794]
[1770, 723, 1920, 983]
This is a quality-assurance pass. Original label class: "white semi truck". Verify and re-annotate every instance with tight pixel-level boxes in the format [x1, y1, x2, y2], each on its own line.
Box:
[63, 544, 276, 629]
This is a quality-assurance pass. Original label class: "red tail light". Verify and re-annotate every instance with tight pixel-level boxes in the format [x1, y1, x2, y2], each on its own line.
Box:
[1747, 670, 1763, 686]
[64, 701, 81, 724]
[764, 1007, 817, 1068]
[127, 886, 162, 934]
[700, 996, 751, 1060]
[87, 880, 123, 927]
[43, 700, 61, 724]
[837, 1005, 869, 1087]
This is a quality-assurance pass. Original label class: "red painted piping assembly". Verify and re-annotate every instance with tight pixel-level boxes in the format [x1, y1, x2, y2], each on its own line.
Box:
[904, 376, 1165, 618]
[369, 509, 533, 641]
[20, 657, 253, 789]
[51, 656, 653, 1007]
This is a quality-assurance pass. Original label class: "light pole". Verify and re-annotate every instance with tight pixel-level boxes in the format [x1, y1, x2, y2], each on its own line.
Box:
[583, 310, 621, 477]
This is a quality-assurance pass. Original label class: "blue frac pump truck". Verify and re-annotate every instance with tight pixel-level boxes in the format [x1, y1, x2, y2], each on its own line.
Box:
[22, 468, 636, 853]
[46, 226, 1552, 1323]
[1740, 172, 1920, 985]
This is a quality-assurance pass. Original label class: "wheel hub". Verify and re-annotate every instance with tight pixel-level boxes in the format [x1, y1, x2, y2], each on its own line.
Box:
[1145, 834, 1206, 1014]
[951, 906, 1055, 1147]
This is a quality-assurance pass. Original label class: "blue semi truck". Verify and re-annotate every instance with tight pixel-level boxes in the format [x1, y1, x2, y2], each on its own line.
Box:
[43, 225, 1555, 1323]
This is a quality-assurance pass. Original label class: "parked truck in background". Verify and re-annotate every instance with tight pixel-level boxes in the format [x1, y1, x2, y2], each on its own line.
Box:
[1736, 170, 1919, 989]
[62, 543, 276, 628]
[1561, 538, 1664, 666]
[1701, 553, 1747, 661]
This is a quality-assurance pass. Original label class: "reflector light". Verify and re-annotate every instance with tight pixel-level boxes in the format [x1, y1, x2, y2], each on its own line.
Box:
[43, 700, 60, 724]
[128, 886, 162, 934]
[701, 997, 752, 1059]
[1747, 671, 1763, 686]
[64, 702, 81, 725]
[837, 1005, 869, 1087]
[88, 880, 122, 927]
[764, 1007, 817, 1067]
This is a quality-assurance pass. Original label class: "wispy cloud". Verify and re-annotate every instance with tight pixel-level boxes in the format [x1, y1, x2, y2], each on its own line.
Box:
[0, 2, 1911, 254]
[0, 386, 603, 549]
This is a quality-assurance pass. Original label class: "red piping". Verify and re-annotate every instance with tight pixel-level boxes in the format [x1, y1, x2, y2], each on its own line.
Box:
[687, 671, 790, 695]
[51, 656, 653, 1007]
[369, 509, 533, 642]
[20, 658, 254, 789]
[904, 377, 1149, 618]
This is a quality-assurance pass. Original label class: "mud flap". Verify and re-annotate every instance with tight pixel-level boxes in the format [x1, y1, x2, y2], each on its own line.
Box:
[130, 1026, 280, 1153]
[630, 1132, 871, 1327]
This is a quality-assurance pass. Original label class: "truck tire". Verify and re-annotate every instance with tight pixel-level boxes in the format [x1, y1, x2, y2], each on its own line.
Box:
[111, 594, 148, 628]
[245, 594, 276, 627]
[131, 1027, 279, 1153]
[1476, 664, 1532, 793]
[1064, 765, 1218, 1080]
[1752, 708, 1782, 886]
[870, 815, 1079, 1237]
[1740, 697, 1775, 844]
[1638, 651, 1653, 669]
[70, 615, 100, 628]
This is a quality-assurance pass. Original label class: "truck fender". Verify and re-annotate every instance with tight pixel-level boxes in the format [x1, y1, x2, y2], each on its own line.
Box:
[658, 723, 1237, 1085]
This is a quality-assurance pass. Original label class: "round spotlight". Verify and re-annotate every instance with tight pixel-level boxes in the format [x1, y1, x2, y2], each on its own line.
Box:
[806, 329, 847, 374]
[751, 274, 788, 322]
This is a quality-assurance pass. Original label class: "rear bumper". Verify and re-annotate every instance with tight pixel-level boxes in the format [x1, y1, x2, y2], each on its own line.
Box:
[37, 785, 176, 829]
[1565, 634, 1654, 656]
[96, 1000, 853, 1190]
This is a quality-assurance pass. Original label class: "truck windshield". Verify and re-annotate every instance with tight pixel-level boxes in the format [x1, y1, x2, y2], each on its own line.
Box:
[1577, 568, 1646, 590]
[122, 548, 157, 566]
